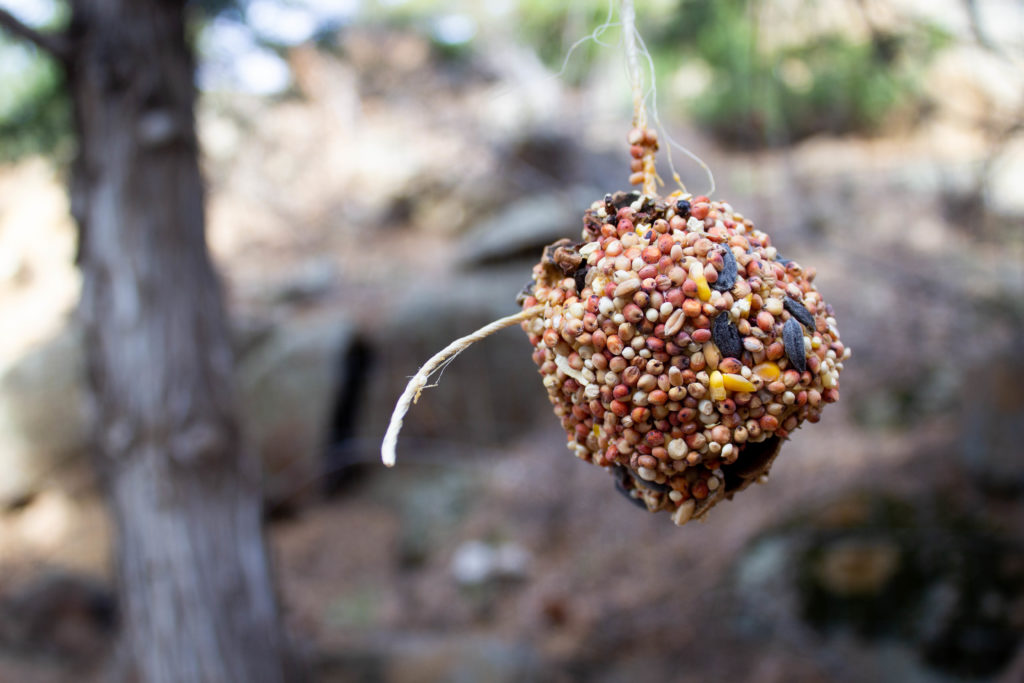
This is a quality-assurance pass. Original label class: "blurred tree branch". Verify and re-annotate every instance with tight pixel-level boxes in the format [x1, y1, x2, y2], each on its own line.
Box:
[962, 0, 1000, 55]
[0, 8, 69, 61]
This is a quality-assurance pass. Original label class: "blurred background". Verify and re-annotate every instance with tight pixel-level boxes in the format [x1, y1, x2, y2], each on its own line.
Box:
[1, 0, 1023, 681]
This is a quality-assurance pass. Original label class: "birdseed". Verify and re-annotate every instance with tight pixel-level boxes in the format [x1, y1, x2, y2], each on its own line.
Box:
[520, 187, 848, 524]
[783, 318, 808, 374]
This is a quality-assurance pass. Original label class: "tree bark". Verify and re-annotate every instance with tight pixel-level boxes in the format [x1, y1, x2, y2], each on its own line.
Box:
[65, 1, 287, 681]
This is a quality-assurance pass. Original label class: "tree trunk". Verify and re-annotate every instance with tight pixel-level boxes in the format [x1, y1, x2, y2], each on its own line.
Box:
[67, 1, 287, 681]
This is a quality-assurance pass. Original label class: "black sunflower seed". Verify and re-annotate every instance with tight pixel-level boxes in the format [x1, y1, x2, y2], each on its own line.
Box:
[611, 465, 647, 509]
[612, 463, 631, 487]
[573, 265, 589, 293]
[675, 199, 691, 218]
[615, 482, 648, 509]
[711, 246, 737, 292]
[712, 312, 742, 359]
[783, 318, 807, 373]
[784, 296, 815, 330]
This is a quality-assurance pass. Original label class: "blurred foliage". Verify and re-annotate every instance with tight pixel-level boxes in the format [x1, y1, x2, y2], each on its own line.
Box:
[501, 0, 950, 146]
[0, 0, 953, 162]
[0, 37, 71, 162]
[654, 0, 950, 146]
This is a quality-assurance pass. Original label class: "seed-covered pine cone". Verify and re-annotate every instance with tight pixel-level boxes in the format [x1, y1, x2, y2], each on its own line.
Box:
[519, 190, 849, 525]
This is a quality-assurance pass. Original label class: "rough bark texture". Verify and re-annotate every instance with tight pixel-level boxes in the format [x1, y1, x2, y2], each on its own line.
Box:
[65, 1, 287, 680]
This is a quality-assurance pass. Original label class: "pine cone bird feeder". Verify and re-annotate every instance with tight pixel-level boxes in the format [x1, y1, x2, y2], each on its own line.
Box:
[516, 129, 849, 525]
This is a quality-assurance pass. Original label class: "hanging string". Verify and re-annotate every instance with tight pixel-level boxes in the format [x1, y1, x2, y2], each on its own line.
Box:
[620, 0, 658, 196]
[620, 0, 715, 197]
[381, 305, 544, 467]
[552, 0, 618, 81]
[621, 0, 646, 132]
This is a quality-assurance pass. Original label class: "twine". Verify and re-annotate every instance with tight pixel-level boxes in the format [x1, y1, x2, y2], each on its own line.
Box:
[381, 305, 544, 467]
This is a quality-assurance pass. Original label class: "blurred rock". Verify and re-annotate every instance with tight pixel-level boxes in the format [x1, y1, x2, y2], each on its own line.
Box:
[987, 135, 1024, 217]
[0, 160, 81, 366]
[0, 161, 85, 508]
[451, 539, 530, 586]
[238, 313, 355, 510]
[456, 190, 590, 267]
[0, 325, 87, 507]
[231, 312, 277, 361]
[0, 311, 358, 510]
[959, 355, 1024, 493]
[0, 488, 112, 578]
[476, 38, 564, 137]
[355, 269, 550, 462]
[925, 46, 1024, 136]
[259, 257, 338, 306]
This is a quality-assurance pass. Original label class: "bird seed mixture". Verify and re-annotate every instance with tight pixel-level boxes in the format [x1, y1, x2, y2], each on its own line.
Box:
[519, 187, 849, 525]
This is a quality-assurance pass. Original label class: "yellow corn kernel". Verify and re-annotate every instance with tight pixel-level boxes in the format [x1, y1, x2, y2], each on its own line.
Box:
[709, 370, 727, 401]
[752, 362, 781, 382]
[723, 373, 756, 393]
[690, 262, 711, 301]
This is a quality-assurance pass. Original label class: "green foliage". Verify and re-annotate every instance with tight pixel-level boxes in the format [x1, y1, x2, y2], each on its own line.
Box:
[657, 0, 950, 146]
[0, 39, 71, 162]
